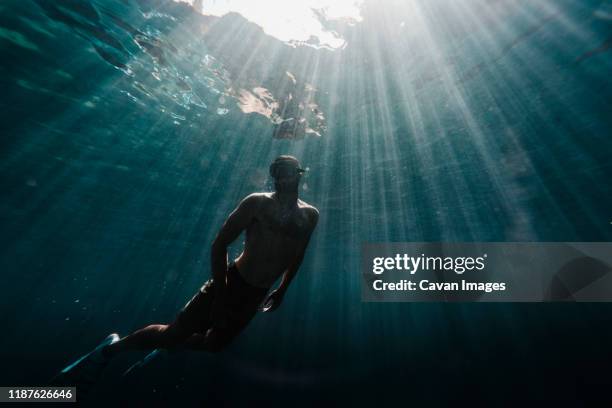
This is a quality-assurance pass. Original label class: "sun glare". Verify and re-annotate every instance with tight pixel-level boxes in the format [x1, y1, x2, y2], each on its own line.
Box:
[181, 0, 364, 48]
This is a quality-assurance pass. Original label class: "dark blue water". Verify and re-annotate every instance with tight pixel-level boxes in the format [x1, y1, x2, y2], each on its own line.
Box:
[1, 0, 612, 405]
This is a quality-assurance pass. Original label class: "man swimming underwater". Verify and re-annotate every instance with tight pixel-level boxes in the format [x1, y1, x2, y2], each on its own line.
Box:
[58, 155, 318, 383]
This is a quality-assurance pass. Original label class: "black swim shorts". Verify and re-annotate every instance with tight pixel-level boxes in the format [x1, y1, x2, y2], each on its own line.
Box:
[176, 261, 270, 342]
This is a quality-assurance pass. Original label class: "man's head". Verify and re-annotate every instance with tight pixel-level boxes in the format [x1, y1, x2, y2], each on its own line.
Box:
[269, 155, 306, 193]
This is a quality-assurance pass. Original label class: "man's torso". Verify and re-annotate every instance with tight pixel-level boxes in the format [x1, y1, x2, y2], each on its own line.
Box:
[234, 193, 317, 288]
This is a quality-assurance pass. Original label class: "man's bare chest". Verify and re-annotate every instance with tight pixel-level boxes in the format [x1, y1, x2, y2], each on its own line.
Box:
[250, 211, 310, 242]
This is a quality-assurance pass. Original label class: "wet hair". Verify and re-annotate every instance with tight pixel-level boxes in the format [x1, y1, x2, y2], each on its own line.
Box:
[269, 155, 305, 179]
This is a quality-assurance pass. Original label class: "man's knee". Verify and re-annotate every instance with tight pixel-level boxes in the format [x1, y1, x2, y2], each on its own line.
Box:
[161, 322, 192, 348]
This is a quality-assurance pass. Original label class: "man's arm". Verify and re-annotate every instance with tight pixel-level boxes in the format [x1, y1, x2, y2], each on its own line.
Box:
[211, 194, 261, 288]
[277, 233, 313, 295]
[263, 208, 319, 311]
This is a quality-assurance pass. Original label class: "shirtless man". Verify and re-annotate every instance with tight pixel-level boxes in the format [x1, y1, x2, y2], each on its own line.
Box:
[58, 155, 318, 381]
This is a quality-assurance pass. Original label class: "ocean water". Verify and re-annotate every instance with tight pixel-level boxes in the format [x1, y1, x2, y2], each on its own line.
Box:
[1, 0, 611, 405]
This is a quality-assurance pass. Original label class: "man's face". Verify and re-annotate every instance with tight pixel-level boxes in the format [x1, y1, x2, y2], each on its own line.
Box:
[272, 165, 301, 192]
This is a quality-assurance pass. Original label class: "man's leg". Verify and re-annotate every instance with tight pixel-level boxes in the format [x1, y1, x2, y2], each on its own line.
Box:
[179, 298, 263, 353]
[54, 326, 190, 387]
[102, 320, 191, 358]
[104, 282, 217, 357]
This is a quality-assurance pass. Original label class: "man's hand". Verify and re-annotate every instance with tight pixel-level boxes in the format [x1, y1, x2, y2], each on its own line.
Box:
[261, 288, 285, 312]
